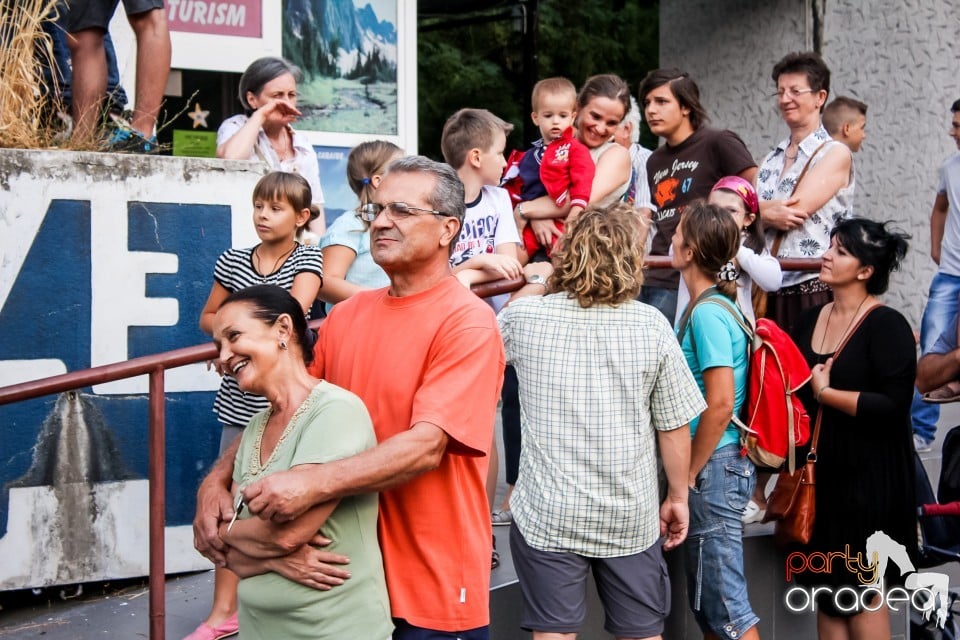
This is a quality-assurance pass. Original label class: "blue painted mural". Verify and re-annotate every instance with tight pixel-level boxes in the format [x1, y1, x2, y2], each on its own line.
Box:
[0, 150, 267, 588]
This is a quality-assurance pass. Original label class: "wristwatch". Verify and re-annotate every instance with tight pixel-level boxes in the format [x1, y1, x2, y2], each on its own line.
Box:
[516, 203, 527, 220]
[526, 274, 547, 288]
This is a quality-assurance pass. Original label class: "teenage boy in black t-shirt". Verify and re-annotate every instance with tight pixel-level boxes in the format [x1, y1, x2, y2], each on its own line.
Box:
[640, 68, 757, 320]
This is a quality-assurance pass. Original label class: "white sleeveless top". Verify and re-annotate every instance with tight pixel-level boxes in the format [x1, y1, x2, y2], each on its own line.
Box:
[589, 140, 632, 208]
[757, 125, 854, 287]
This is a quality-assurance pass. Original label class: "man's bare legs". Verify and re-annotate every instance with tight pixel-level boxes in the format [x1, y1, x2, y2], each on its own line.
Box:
[67, 7, 169, 146]
[67, 28, 108, 145]
[126, 7, 170, 138]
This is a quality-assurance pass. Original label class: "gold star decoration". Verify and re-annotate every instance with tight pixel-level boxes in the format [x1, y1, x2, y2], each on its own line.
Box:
[188, 103, 210, 129]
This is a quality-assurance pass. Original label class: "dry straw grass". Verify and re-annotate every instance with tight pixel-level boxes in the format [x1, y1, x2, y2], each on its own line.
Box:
[0, 0, 66, 150]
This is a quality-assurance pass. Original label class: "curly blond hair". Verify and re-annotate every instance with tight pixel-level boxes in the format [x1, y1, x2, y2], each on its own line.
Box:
[549, 203, 646, 307]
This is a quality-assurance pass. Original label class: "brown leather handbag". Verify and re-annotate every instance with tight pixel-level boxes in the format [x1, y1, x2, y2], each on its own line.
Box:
[763, 411, 820, 546]
[762, 304, 880, 546]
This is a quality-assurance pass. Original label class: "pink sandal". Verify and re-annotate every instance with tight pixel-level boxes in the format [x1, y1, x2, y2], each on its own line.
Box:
[183, 612, 239, 640]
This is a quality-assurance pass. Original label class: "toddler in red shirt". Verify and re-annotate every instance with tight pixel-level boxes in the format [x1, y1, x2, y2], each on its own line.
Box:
[502, 77, 595, 259]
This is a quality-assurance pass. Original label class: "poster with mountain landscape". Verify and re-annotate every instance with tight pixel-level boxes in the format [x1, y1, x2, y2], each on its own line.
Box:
[283, 0, 398, 134]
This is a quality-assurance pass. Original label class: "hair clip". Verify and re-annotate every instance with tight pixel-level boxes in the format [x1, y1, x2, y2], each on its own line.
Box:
[361, 177, 372, 185]
[718, 260, 739, 282]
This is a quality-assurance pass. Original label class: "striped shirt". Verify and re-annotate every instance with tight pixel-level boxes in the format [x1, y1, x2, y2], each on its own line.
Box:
[212, 243, 323, 427]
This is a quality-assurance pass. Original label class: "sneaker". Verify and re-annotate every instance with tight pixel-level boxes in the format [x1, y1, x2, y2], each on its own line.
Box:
[183, 612, 238, 640]
[914, 433, 933, 453]
[742, 499, 766, 524]
[491, 509, 513, 526]
[922, 380, 960, 404]
[104, 125, 160, 154]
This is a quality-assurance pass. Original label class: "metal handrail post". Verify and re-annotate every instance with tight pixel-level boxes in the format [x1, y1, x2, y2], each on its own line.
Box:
[149, 367, 165, 640]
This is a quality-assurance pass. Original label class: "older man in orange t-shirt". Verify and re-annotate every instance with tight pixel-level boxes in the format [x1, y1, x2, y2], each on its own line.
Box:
[194, 156, 505, 639]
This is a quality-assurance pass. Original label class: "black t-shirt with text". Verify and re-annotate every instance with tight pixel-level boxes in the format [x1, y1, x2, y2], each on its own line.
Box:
[645, 127, 756, 289]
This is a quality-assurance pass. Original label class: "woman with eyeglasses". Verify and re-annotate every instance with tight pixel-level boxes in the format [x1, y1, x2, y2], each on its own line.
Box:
[317, 141, 402, 313]
[749, 51, 855, 540]
[756, 51, 854, 332]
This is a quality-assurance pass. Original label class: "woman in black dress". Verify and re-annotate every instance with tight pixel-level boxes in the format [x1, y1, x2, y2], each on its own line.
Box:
[791, 217, 915, 639]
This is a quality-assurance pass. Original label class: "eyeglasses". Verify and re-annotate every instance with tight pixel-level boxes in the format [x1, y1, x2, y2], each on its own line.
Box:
[357, 201, 453, 222]
[771, 88, 817, 99]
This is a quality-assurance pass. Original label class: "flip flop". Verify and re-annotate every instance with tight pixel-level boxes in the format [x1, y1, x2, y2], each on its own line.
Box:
[922, 380, 960, 404]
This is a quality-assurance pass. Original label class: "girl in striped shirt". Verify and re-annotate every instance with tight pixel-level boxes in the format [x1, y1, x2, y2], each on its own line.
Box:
[189, 171, 322, 640]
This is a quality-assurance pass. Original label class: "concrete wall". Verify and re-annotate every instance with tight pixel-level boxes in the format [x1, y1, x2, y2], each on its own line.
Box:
[660, 0, 960, 326]
[0, 149, 267, 589]
[661, 0, 811, 156]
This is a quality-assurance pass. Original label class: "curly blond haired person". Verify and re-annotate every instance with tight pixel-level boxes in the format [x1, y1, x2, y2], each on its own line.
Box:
[498, 204, 705, 640]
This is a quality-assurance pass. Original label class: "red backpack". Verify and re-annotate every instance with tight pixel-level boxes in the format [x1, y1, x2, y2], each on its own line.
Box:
[680, 296, 812, 472]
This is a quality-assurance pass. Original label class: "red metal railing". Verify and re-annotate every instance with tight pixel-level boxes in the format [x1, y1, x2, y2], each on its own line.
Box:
[0, 342, 218, 640]
[0, 257, 821, 639]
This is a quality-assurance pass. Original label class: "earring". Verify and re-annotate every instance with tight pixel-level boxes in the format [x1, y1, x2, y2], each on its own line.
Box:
[279, 340, 288, 350]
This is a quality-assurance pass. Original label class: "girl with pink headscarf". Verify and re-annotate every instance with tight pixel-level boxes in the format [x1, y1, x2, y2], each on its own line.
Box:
[676, 176, 783, 326]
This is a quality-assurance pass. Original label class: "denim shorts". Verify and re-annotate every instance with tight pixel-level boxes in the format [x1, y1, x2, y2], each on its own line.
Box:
[685, 444, 760, 639]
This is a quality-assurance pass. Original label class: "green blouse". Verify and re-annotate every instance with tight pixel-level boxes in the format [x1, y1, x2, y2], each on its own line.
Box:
[232, 381, 392, 639]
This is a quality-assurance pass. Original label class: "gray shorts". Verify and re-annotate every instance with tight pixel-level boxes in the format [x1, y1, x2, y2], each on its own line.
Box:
[509, 523, 670, 637]
[64, 0, 165, 32]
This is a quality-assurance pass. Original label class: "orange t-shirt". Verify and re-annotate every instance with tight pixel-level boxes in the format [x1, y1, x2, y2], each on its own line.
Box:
[309, 276, 505, 631]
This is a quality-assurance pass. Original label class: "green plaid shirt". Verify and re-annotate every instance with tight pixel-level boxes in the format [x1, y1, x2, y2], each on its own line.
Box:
[499, 294, 705, 557]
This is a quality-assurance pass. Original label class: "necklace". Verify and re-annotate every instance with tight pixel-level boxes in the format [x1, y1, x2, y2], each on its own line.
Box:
[254, 243, 296, 278]
[247, 387, 317, 478]
[784, 140, 801, 161]
[818, 295, 870, 358]
[270, 129, 294, 160]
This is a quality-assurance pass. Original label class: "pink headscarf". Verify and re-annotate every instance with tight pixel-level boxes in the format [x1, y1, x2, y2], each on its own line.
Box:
[711, 176, 759, 215]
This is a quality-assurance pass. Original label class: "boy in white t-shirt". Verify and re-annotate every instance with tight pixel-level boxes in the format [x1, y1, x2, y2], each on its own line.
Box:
[440, 108, 523, 294]
[441, 109, 523, 565]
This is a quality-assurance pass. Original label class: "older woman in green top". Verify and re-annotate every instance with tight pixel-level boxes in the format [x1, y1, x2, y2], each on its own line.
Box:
[210, 284, 391, 639]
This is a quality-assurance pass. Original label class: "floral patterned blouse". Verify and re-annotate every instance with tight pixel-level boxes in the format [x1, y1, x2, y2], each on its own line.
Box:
[757, 124, 854, 287]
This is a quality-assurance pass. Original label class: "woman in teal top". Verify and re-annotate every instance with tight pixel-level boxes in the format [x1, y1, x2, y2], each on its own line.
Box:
[211, 284, 391, 640]
[671, 201, 760, 640]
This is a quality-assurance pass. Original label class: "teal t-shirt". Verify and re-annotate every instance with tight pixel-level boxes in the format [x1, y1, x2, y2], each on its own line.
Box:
[232, 381, 392, 640]
[676, 295, 748, 449]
